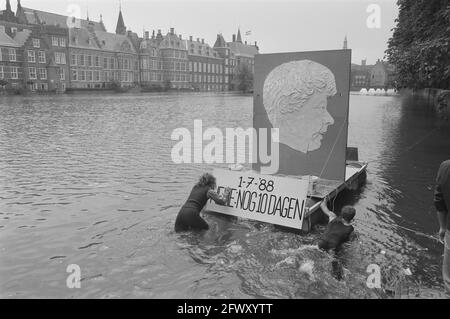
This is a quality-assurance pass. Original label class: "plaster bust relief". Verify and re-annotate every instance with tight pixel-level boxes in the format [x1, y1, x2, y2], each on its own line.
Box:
[263, 60, 337, 153]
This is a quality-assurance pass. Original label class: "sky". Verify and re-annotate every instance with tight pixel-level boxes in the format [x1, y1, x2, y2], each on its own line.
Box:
[8, 0, 399, 65]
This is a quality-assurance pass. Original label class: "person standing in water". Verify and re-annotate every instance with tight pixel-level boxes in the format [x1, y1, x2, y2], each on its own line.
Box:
[175, 173, 231, 232]
[434, 159, 450, 295]
[318, 200, 356, 251]
[318, 199, 356, 280]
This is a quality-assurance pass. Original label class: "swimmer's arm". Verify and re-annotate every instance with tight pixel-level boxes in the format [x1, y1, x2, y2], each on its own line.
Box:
[207, 187, 231, 206]
[320, 200, 336, 222]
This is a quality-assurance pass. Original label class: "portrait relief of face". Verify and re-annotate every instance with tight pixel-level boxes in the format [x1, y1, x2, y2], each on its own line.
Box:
[263, 59, 337, 153]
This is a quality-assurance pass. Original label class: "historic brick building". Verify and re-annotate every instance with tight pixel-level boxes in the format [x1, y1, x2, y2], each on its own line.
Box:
[187, 36, 225, 91]
[0, 1, 260, 93]
[0, 25, 22, 90]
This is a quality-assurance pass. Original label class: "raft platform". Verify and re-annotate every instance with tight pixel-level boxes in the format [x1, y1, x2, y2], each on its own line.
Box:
[301, 160, 368, 232]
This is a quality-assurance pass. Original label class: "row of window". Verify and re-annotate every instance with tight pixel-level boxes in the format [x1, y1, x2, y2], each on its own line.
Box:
[191, 61, 223, 74]
[71, 69, 135, 82]
[0, 65, 18, 79]
[192, 74, 224, 84]
[26, 50, 46, 63]
[70, 54, 137, 70]
[52, 37, 66, 48]
[0, 48, 17, 62]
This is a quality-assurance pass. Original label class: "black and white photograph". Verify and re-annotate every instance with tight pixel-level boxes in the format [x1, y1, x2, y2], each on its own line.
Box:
[0, 0, 449, 302]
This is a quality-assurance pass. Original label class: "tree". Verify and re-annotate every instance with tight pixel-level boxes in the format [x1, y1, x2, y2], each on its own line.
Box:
[385, 0, 450, 89]
[234, 64, 254, 93]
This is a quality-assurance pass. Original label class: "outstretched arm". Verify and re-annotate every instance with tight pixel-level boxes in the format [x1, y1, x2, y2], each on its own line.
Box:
[207, 187, 231, 206]
[434, 163, 449, 242]
[320, 199, 336, 222]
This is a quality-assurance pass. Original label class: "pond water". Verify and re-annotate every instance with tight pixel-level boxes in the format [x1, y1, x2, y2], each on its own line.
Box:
[0, 92, 449, 298]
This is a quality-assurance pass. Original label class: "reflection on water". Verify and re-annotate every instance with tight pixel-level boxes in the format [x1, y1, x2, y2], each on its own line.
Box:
[0, 92, 449, 298]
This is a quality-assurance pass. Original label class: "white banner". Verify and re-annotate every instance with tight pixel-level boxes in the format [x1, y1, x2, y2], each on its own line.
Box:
[206, 169, 308, 230]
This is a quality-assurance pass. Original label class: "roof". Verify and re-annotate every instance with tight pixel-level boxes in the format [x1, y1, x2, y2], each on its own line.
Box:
[213, 34, 227, 48]
[186, 39, 221, 58]
[94, 31, 137, 54]
[0, 26, 19, 47]
[69, 28, 101, 50]
[227, 41, 258, 58]
[159, 32, 187, 50]
[21, 7, 106, 31]
[13, 29, 32, 46]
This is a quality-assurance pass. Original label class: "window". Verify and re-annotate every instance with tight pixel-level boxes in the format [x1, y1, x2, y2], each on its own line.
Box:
[38, 68, 47, 80]
[94, 71, 100, 82]
[86, 70, 92, 81]
[29, 67, 37, 79]
[59, 68, 65, 80]
[52, 36, 58, 46]
[39, 83, 48, 91]
[59, 38, 66, 47]
[110, 58, 115, 69]
[55, 52, 66, 65]
[27, 50, 35, 63]
[95, 56, 100, 67]
[87, 55, 92, 67]
[79, 70, 85, 81]
[103, 57, 108, 69]
[0, 49, 2, 61]
[79, 55, 85, 66]
[38, 51, 46, 63]
[71, 54, 77, 65]
[9, 48, 16, 61]
[0, 66, 3, 79]
[10, 66, 18, 79]
[71, 69, 78, 81]
[32, 38, 40, 48]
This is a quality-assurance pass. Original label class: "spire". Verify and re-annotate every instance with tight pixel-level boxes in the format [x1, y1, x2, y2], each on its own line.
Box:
[17, 0, 22, 11]
[6, 0, 11, 12]
[236, 28, 242, 43]
[115, 5, 126, 35]
[343, 35, 348, 50]
[86, 6, 89, 21]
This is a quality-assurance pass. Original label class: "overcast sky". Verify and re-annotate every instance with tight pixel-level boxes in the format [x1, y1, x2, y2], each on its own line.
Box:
[11, 0, 399, 65]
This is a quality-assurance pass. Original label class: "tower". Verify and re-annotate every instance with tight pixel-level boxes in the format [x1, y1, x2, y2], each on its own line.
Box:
[115, 5, 126, 35]
[343, 36, 348, 50]
[236, 28, 242, 43]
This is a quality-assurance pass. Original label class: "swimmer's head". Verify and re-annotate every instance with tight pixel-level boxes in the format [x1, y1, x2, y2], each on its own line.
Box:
[197, 173, 216, 189]
[341, 206, 356, 223]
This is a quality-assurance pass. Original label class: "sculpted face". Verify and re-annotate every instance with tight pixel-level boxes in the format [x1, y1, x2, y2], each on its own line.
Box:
[263, 60, 337, 153]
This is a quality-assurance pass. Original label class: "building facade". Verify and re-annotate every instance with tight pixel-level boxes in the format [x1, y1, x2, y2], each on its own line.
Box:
[0, 1, 260, 93]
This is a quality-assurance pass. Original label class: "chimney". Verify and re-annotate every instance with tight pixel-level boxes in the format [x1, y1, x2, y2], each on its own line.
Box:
[145, 31, 149, 39]
[127, 30, 132, 37]
[245, 40, 247, 45]
[362, 59, 366, 66]
[232, 34, 236, 42]
[254, 41, 257, 46]
[201, 38, 204, 44]
[170, 27, 174, 35]
[197, 37, 200, 42]
[179, 34, 182, 39]
[152, 30, 155, 39]
[189, 35, 193, 41]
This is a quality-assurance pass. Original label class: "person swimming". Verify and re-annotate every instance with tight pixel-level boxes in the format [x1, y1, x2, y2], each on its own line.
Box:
[174, 173, 231, 232]
[318, 200, 356, 251]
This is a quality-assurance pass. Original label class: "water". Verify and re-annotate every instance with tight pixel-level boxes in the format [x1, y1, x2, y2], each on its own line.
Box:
[0, 92, 449, 298]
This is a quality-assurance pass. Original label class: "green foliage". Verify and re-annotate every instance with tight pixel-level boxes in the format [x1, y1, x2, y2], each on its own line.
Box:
[235, 64, 254, 93]
[385, 0, 450, 89]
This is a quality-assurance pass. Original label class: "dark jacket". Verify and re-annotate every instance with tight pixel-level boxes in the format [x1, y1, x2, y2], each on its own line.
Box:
[434, 160, 450, 229]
